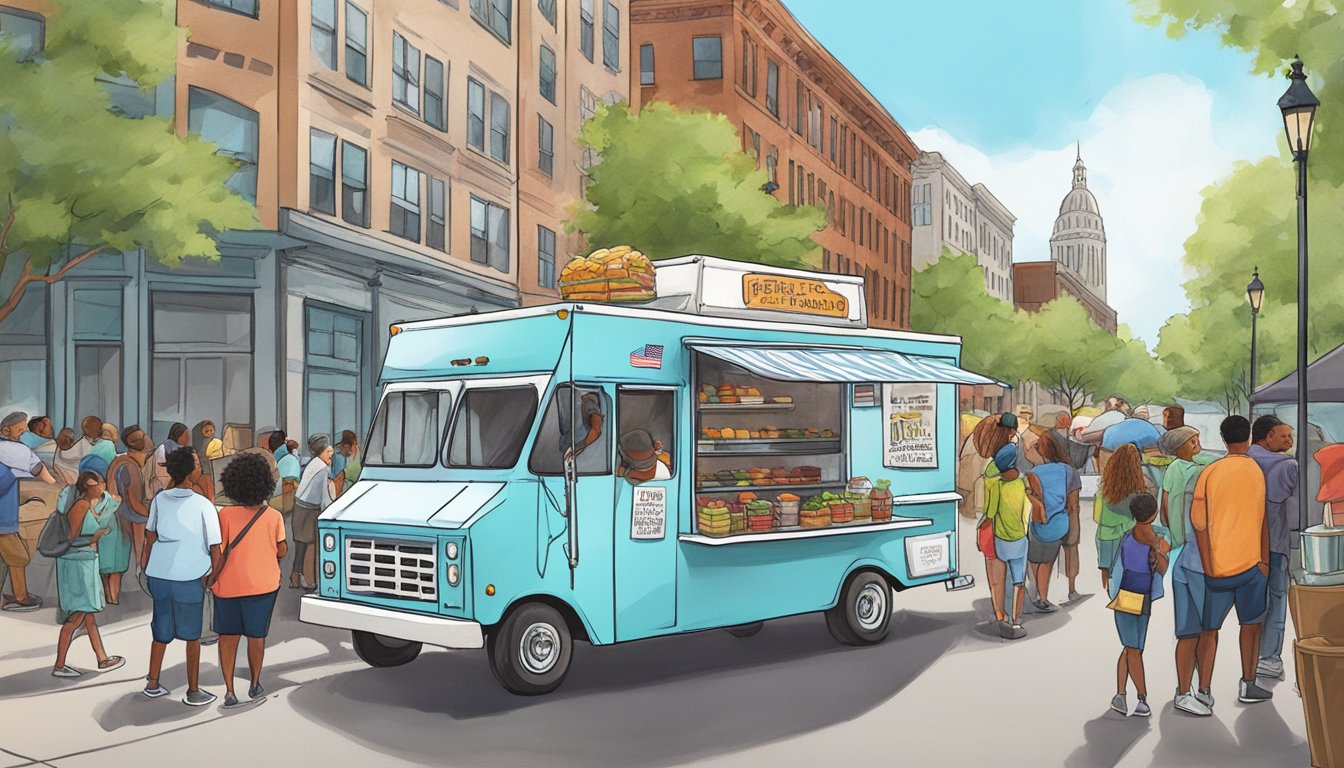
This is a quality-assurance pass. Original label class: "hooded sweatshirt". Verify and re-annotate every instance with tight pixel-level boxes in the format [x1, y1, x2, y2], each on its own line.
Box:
[1248, 444, 1299, 554]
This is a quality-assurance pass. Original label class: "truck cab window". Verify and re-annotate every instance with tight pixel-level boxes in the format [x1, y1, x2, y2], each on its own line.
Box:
[365, 390, 452, 467]
[445, 386, 539, 469]
[617, 389, 675, 485]
[529, 384, 612, 476]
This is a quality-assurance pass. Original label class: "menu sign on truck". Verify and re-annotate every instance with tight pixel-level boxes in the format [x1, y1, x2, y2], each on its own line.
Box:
[742, 274, 849, 318]
[883, 383, 937, 469]
[630, 486, 667, 540]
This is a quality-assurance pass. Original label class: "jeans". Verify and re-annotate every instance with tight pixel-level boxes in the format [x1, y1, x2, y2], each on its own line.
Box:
[1260, 551, 1291, 661]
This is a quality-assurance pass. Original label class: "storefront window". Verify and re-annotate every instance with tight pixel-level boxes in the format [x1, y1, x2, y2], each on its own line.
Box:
[150, 292, 252, 440]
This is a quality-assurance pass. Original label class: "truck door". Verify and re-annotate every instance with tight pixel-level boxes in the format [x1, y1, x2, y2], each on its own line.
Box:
[613, 386, 680, 640]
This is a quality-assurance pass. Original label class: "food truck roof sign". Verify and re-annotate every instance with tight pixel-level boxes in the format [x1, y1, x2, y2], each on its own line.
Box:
[653, 256, 867, 328]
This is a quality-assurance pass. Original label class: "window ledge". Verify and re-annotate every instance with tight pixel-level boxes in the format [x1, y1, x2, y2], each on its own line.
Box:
[469, 13, 512, 47]
[307, 73, 375, 116]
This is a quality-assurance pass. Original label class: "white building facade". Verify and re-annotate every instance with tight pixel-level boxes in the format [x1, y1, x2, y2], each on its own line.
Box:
[911, 151, 1015, 302]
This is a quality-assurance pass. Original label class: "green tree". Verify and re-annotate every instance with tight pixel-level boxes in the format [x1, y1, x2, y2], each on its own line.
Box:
[569, 101, 826, 269]
[1108, 324, 1177, 405]
[909, 251, 1027, 383]
[1018, 297, 1128, 411]
[0, 0, 257, 324]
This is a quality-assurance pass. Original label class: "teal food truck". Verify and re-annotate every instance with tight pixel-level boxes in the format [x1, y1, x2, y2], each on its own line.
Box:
[299, 256, 994, 694]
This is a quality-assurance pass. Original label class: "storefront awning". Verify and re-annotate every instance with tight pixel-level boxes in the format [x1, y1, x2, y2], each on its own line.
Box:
[689, 344, 1001, 386]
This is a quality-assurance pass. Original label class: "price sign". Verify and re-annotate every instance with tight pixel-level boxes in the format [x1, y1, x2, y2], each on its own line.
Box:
[630, 486, 667, 540]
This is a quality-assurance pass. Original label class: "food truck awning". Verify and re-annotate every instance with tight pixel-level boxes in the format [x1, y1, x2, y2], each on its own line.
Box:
[689, 343, 1002, 386]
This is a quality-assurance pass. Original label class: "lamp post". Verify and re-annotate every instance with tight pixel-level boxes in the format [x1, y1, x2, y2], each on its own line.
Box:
[1278, 55, 1318, 545]
[1247, 267, 1264, 414]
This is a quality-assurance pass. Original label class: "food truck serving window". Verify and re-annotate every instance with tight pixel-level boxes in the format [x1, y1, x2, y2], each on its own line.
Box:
[365, 390, 453, 467]
[445, 386, 539, 469]
[529, 384, 612, 476]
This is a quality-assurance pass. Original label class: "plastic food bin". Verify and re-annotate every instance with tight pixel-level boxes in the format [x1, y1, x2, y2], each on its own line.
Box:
[1296, 636, 1344, 768]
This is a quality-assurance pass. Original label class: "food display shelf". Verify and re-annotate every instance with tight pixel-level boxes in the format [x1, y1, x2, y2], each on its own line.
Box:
[698, 403, 796, 412]
[695, 482, 844, 494]
[680, 515, 934, 546]
[696, 438, 842, 456]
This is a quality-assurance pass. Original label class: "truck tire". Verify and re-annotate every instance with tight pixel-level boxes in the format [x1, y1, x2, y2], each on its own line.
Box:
[824, 571, 892, 646]
[487, 602, 573, 695]
[352, 630, 422, 667]
[726, 622, 763, 638]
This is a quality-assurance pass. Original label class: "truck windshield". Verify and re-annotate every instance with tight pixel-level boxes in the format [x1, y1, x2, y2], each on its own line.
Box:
[365, 390, 452, 467]
[445, 386, 539, 469]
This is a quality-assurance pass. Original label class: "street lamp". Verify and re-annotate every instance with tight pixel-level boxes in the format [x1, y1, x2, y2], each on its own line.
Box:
[1247, 267, 1264, 413]
[1278, 54, 1319, 547]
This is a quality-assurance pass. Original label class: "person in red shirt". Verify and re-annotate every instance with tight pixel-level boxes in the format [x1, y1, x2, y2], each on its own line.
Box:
[209, 452, 286, 709]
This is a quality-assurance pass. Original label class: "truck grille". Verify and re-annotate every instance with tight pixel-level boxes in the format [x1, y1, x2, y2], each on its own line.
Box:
[345, 537, 437, 602]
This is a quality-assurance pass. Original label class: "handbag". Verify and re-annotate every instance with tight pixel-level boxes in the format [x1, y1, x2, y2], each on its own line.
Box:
[1107, 589, 1147, 615]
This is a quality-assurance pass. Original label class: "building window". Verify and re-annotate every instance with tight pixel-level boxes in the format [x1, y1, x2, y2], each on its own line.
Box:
[341, 141, 369, 227]
[540, 45, 557, 103]
[692, 35, 722, 80]
[311, 0, 337, 70]
[787, 160, 795, 205]
[205, 0, 258, 17]
[151, 293, 252, 438]
[467, 78, 485, 150]
[424, 56, 446, 129]
[765, 60, 779, 117]
[390, 161, 422, 242]
[829, 116, 837, 163]
[0, 6, 44, 59]
[428, 177, 447, 251]
[309, 128, 337, 216]
[839, 124, 847, 168]
[470, 0, 512, 45]
[579, 0, 594, 61]
[794, 79, 804, 134]
[741, 33, 756, 96]
[344, 3, 368, 87]
[602, 1, 619, 70]
[470, 196, 510, 273]
[392, 32, 421, 113]
[538, 0, 556, 27]
[538, 225, 557, 289]
[639, 43, 654, 85]
[187, 87, 259, 203]
[538, 115, 554, 175]
[489, 92, 510, 163]
[765, 148, 778, 186]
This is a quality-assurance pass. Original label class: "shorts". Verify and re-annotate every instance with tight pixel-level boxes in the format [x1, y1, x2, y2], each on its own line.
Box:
[1172, 566, 1206, 638]
[995, 536, 1028, 585]
[213, 590, 279, 638]
[977, 519, 996, 559]
[148, 576, 205, 643]
[1203, 565, 1268, 630]
[1096, 535, 1121, 572]
[1028, 529, 1063, 564]
[0, 533, 31, 568]
[1064, 512, 1080, 547]
[1115, 611, 1151, 650]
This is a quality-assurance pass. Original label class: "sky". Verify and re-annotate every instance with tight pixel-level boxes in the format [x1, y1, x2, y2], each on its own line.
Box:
[781, 0, 1287, 346]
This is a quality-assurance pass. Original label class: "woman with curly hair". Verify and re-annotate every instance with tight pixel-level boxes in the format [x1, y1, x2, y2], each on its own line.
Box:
[1097, 443, 1146, 591]
[209, 452, 286, 708]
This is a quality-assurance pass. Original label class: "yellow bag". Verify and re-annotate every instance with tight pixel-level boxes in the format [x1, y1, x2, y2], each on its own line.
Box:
[1107, 589, 1146, 615]
[1093, 495, 1103, 525]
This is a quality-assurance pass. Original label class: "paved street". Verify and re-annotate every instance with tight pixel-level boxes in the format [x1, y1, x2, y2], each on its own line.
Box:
[0, 489, 1312, 768]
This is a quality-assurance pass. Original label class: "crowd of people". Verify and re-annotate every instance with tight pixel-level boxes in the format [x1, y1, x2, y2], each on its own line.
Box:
[0, 410, 363, 709]
[962, 400, 1305, 719]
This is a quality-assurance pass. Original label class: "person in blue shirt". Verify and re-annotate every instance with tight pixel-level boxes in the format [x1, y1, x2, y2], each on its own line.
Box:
[19, 415, 53, 450]
[1101, 410, 1163, 453]
[269, 431, 300, 514]
[1026, 435, 1082, 612]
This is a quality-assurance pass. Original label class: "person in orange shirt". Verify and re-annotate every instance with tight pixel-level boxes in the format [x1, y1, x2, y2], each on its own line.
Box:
[209, 452, 287, 709]
[1189, 415, 1272, 707]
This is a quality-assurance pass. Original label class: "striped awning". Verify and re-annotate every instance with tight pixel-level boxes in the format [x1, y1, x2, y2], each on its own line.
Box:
[690, 344, 1001, 386]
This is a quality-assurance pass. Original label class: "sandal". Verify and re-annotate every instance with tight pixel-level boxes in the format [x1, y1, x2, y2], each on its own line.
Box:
[97, 656, 125, 672]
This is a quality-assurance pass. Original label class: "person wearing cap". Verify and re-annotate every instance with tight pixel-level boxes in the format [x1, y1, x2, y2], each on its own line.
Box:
[984, 442, 1036, 639]
[1158, 424, 1217, 716]
[616, 429, 671, 484]
[290, 435, 335, 590]
[1247, 415, 1298, 682]
[971, 413, 1019, 619]
[1, 410, 57, 612]
[1014, 405, 1043, 471]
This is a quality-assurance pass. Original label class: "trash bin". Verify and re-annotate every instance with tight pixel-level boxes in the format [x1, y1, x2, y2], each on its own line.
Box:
[1296, 636, 1344, 768]
[1290, 583, 1344, 642]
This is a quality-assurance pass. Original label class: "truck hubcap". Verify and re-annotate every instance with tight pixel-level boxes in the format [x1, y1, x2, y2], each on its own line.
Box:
[520, 623, 560, 674]
[855, 584, 887, 631]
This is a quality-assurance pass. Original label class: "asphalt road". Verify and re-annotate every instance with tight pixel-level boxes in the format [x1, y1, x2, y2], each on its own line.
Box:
[0, 495, 1314, 768]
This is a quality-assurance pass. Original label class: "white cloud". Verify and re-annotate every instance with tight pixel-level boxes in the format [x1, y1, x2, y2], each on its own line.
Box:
[910, 73, 1261, 347]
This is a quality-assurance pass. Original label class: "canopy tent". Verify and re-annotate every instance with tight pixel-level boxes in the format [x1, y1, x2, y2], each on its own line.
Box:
[1251, 342, 1344, 404]
[689, 343, 1003, 387]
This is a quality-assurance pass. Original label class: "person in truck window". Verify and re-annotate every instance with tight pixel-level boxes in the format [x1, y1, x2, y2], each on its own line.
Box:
[560, 390, 605, 462]
[616, 430, 671, 485]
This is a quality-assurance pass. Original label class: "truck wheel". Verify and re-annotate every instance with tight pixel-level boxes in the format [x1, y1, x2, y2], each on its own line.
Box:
[352, 630, 422, 667]
[825, 571, 892, 646]
[487, 602, 573, 695]
[726, 622, 763, 638]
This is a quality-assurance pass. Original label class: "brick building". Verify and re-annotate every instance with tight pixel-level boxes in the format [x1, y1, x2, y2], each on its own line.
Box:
[628, 0, 918, 329]
[1012, 260, 1118, 334]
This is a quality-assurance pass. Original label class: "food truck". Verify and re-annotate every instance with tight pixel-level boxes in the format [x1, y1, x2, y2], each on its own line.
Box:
[299, 255, 996, 695]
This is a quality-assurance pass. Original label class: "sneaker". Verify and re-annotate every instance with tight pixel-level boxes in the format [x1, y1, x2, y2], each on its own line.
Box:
[1110, 693, 1127, 715]
[2, 594, 42, 612]
[1196, 688, 1215, 708]
[1257, 657, 1285, 680]
[183, 689, 217, 707]
[221, 692, 255, 709]
[51, 665, 82, 678]
[201, 635, 219, 647]
[1036, 600, 1060, 613]
[96, 656, 125, 673]
[997, 620, 1014, 639]
[1174, 691, 1212, 716]
[1009, 623, 1027, 639]
[248, 680, 265, 700]
[143, 684, 170, 698]
[1238, 679, 1273, 704]
[1068, 590, 1082, 603]
[1133, 697, 1152, 717]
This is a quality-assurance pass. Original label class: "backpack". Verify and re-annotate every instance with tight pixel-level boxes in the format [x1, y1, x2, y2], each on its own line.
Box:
[36, 490, 94, 558]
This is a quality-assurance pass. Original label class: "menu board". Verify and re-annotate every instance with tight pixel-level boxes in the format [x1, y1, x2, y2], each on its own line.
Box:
[630, 486, 667, 540]
[883, 384, 937, 469]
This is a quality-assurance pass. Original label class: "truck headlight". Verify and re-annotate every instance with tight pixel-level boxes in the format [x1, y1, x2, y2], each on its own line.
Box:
[323, 560, 336, 578]
[447, 564, 460, 586]
[445, 541, 459, 560]
[323, 533, 336, 552]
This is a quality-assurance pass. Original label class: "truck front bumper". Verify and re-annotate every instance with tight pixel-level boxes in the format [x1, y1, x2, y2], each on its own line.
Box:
[300, 595, 484, 650]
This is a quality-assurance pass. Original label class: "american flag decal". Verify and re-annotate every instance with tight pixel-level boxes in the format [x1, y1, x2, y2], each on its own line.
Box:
[629, 344, 664, 369]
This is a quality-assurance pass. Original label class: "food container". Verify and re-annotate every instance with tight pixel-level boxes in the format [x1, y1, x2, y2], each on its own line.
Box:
[829, 502, 854, 524]
[851, 496, 873, 520]
[799, 509, 831, 528]
[870, 480, 893, 522]
[776, 495, 801, 527]
[1302, 525, 1344, 575]
[729, 509, 747, 533]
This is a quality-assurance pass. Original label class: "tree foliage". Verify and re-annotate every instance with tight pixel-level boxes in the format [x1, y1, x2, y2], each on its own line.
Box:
[568, 101, 826, 269]
[909, 251, 1027, 383]
[0, 0, 257, 324]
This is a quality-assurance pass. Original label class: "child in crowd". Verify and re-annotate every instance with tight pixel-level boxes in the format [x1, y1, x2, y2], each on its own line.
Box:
[985, 442, 1038, 640]
[1109, 492, 1170, 717]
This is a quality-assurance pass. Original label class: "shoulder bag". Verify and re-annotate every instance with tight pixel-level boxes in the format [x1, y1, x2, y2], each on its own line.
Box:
[206, 506, 270, 588]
